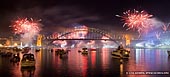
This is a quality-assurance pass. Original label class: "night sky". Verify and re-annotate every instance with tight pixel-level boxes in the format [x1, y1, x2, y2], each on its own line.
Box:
[0, 0, 170, 36]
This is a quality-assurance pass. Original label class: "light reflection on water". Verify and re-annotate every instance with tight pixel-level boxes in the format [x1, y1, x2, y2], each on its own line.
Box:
[0, 48, 170, 77]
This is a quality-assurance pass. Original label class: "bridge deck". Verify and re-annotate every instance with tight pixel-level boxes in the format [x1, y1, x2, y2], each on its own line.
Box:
[46, 38, 146, 41]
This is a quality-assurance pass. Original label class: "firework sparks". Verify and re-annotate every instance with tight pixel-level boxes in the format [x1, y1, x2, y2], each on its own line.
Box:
[11, 18, 41, 45]
[57, 25, 88, 39]
[162, 23, 169, 32]
[116, 9, 153, 34]
[53, 40, 67, 48]
[12, 18, 41, 34]
[155, 32, 161, 39]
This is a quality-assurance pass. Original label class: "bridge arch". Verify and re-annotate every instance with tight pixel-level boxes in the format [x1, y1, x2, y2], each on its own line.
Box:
[56, 27, 114, 40]
[45, 27, 125, 46]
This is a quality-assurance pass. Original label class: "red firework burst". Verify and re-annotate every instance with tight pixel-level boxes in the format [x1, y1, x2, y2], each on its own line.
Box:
[116, 9, 153, 33]
[11, 18, 41, 34]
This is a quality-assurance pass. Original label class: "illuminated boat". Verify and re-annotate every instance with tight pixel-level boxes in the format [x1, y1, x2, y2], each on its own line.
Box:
[81, 48, 88, 54]
[82, 51, 88, 54]
[56, 49, 68, 55]
[10, 53, 20, 63]
[21, 53, 35, 67]
[35, 49, 40, 52]
[167, 51, 170, 56]
[112, 49, 130, 59]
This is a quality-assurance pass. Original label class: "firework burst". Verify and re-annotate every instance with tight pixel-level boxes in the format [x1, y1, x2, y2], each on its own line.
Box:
[11, 18, 41, 34]
[10, 18, 42, 46]
[116, 9, 153, 34]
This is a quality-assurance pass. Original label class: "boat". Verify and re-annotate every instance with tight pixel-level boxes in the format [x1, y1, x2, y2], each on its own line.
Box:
[167, 51, 170, 56]
[35, 49, 40, 52]
[112, 45, 130, 59]
[81, 48, 88, 54]
[10, 53, 20, 63]
[82, 51, 88, 54]
[1, 52, 13, 57]
[55, 49, 68, 55]
[112, 49, 130, 59]
[21, 53, 35, 67]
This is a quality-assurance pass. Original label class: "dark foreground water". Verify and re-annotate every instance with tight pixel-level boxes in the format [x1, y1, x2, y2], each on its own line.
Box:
[0, 48, 170, 77]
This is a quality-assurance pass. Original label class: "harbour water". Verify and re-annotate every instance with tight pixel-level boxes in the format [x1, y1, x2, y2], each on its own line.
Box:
[0, 48, 170, 77]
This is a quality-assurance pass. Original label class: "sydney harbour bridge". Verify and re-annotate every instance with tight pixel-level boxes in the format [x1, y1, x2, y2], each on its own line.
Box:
[38, 25, 141, 48]
[37, 26, 126, 47]
[1, 25, 170, 48]
[37, 25, 170, 48]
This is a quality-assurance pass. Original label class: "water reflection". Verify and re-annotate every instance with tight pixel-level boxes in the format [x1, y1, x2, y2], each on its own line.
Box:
[21, 67, 35, 77]
[81, 53, 88, 77]
[124, 49, 170, 77]
[0, 48, 170, 77]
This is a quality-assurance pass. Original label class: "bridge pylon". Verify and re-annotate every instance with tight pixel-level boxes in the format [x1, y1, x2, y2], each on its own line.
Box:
[125, 34, 131, 47]
[37, 34, 42, 47]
